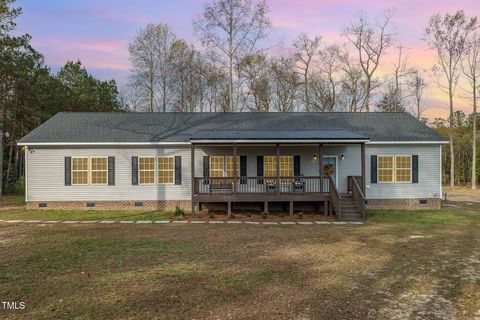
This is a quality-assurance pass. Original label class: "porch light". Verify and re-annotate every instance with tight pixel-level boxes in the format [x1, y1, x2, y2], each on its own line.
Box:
[313, 153, 317, 160]
[340, 153, 346, 161]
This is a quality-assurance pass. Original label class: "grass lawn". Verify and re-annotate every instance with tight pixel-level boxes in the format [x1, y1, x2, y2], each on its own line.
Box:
[1, 208, 480, 319]
[0, 208, 174, 221]
[0, 195, 25, 206]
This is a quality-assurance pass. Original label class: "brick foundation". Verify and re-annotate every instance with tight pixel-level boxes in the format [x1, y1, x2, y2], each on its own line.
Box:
[27, 200, 192, 211]
[366, 198, 441, 210]
[27, 198, 442, 211]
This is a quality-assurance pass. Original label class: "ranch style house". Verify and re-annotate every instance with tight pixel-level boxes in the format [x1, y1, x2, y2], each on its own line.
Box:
[18, 112, 448, 221]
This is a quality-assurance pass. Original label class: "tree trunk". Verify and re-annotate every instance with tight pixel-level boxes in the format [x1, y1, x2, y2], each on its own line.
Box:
[5, 103, 18, 193]
[162, 75, 167, 112]
[449, 86, 455, 190]
[363, 77, 371, 112]
[472, 84, 477, 190]
[149, 68, 154, 112]
[13, 146, 19, 182]
[304, 70, 309, 112]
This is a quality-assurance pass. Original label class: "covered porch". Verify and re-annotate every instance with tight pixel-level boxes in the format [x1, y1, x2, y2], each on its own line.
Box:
[190, 130, 368, 221]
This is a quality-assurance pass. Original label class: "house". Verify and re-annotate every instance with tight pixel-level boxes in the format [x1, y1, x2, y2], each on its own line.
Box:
[18, 112, 448, 221]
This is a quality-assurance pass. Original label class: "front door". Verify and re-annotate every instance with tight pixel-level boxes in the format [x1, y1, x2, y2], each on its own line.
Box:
[323, 156, 337, 192]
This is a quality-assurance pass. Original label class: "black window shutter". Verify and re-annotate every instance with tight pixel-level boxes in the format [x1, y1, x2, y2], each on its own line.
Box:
[65, 157, 71, 186]
[132, 156, 138, 185]
[175, 156, 182, 185]
[257, 156, 264, 176]
[412, 155, 419, 183]
[371, 155, 377, 184]
[240, 156, 247, 184]
[203, 156, 209, 184]
[203, 156, 210, 177]
[257, 156, 264, 184]
[108, 157, 115, 185]
[294, 155, 301, 176]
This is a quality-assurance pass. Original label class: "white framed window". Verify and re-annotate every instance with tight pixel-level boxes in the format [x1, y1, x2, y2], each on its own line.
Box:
[90, 157, 108, 185]
[377, 155, 412, 183]
[225, 156, 240, 177]
[264, 156, 293, 177]
[158, 156, 174, 184]
[377, 155, 394, 183]
[138, 156, 155, 185]
[395, 155, 412, 183]
[72, 157, 89, 185]
[210, 156, 225, 178]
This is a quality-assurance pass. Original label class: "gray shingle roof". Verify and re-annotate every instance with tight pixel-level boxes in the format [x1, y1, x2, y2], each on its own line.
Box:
[18, 112, 447, 144]
[191, 129, 369, 140]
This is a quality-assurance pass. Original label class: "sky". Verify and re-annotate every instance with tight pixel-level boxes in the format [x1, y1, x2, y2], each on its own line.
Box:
[15, 0, 480, 119]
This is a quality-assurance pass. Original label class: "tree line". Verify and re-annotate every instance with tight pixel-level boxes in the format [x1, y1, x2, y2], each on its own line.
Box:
[124, 5, 430, 117]
[0, 0, 121, 194]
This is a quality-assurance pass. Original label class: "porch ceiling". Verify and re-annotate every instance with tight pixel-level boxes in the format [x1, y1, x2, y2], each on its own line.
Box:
[190, 129, 369, 143]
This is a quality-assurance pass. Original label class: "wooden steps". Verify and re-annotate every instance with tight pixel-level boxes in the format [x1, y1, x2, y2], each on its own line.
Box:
[339, 195, 363, 222]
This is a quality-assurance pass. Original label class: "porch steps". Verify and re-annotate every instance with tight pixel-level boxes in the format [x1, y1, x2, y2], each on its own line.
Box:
[339, 195, 362, 222]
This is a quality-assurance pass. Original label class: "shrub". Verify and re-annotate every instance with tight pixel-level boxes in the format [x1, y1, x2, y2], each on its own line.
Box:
[298, 212, 304, 219]
[208, 212, 215, 219]
[278, 212, 286, 218]
[261, 211, 269, 219]
[246, 213, 252, 218]
[174, 206, 185, 217]
[6, 177, 24, 196]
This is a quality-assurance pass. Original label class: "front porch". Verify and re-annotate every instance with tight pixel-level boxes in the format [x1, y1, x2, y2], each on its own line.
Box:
[190, 138, 367, 221]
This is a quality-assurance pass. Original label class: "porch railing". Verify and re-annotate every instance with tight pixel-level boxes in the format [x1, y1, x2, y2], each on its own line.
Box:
[193, 176, 330, 195]
[351, 176, 366, 219]
[328, 175, 342, 219]
[347, 176, 363, 193]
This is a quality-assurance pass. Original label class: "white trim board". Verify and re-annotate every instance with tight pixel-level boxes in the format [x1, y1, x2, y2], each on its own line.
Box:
[18, 140, 448, 146]
[18, 142, 191, 146]
[366, 141, 448, 145]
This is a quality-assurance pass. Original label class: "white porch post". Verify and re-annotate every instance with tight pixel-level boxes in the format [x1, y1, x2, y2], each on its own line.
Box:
[361, 142, 366, 193]
[191, 144, 195, 214]
[319, 144, 324, 193]
[276, 144, 280, 195]
[233, 143, 237, 195]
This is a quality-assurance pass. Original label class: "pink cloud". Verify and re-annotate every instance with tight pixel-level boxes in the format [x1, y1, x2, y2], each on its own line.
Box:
[32, 37, 130, 71]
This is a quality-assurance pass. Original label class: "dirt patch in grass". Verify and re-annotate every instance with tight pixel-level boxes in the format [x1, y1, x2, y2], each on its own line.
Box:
[0, 208, 479, 319]
[0, 209, 336, 222]
[444, 186, 480, 203]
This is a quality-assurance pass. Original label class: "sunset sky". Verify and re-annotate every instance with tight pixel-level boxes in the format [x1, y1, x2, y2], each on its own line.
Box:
[16, 0, 480, 119]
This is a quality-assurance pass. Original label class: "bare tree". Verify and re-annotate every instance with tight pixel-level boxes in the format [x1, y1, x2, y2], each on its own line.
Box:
[193, 0, 271, 112]
[407, 69, 428, 120]
[119, 84, 144, 111]
[391, 45, 413, 108]
[170, 40, 197, 112]
[203, 62, 229, 112]
[318, 44, 343, 111]
[240, 54, 270, 111]
[462, 32, 480, 189]
[343, 8, 395, 112]
[293, 33, 321, 111]
[308, 72, 330, 112]
[270, 57, 299, 112]
[128, 23, 176, 112]
[337, 48, 367, 112]
[376, 83, 406, 112]
[424, 10, 478, 189]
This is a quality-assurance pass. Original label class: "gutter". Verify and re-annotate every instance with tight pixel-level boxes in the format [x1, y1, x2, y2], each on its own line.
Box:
[18, 140, 449, 146]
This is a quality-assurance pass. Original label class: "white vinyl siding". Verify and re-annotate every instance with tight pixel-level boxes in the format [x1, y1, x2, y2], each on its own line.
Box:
[26, 146, 191, 201]
[25, 143, 442, 202]
[366, 144, 441, 199]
